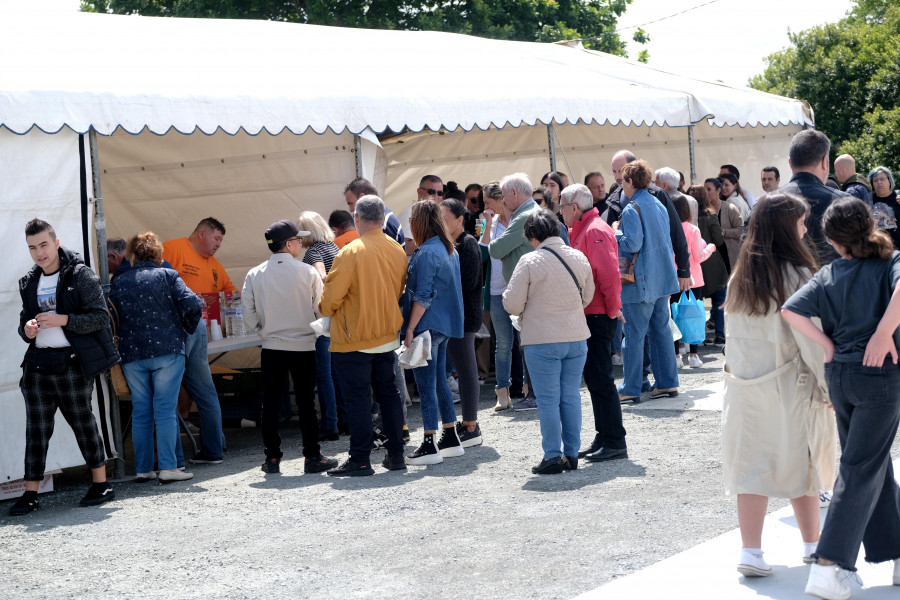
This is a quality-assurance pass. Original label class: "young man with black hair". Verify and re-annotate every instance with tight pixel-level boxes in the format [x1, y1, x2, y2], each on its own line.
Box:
[11, 219, 119, 515]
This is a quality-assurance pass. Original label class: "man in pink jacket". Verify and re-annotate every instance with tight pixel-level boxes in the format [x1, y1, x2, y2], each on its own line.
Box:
[561, 184, 628, 462]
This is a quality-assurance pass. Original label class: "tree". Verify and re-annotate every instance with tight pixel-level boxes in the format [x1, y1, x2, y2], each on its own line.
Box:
[749, 0, 900, 175]
[81, 0, 648, 58]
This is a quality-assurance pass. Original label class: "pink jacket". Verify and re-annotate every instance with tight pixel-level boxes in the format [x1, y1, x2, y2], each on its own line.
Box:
[681, 221, 716, 289]
[569, 208, 622, 317]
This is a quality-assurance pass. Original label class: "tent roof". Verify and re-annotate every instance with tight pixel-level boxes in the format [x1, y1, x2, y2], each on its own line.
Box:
[0, 3, 813, 137]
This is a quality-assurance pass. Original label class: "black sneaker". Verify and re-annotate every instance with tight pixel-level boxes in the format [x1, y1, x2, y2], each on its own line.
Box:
[577, 433, 603, 459]
[79, 482, 115, 507]
[455, 422, 483, 448]
[713, 337, 726, 348]
[305, 455, 339, 474]
[437, 426, 465, 458]
[406, 434, 443, 465]
[563, 456, 578, 471]
[327, 459, 375, 477]
[531, 457, 566, 475]
[509, 385, 524, 399]
[9, 491, 39, 516]
[189, 452, 223, 465]
[381, 455, 407, 471]
[372, 427, 388, 450]
[318, 430, 340, 442]
[261, 457, 281, 474]
[402, 425, 410, 443]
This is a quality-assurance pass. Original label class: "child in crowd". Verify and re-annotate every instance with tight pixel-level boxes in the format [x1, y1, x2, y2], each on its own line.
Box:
[783, 197, 900, 599]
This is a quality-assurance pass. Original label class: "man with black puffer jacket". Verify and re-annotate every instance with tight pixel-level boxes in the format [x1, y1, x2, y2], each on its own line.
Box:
[10, 219, 119, 516]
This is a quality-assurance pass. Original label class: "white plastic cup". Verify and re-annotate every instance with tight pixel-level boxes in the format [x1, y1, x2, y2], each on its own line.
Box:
[209, 319, 223, 341]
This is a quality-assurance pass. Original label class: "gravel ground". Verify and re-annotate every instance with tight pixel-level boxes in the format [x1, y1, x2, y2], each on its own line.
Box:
[1, 343, 898, 600]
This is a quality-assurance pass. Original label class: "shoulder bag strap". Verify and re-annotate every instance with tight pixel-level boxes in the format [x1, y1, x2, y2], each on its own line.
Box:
[540, 246, 583, 302]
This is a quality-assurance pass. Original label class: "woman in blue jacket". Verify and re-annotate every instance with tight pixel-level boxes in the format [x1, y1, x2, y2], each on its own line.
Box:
[615, 160, 681, 402]
[402, 201, 465, 466]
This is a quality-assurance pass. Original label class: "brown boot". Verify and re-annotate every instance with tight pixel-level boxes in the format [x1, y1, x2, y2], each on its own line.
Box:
[493, 387, 512, 411]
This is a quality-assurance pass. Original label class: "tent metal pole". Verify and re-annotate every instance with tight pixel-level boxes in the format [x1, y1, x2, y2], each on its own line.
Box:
[547, 123, 557, 172]
[354, 134, 363, 178]
[688, 125, 697, 185]
[88, 127, 126, 481]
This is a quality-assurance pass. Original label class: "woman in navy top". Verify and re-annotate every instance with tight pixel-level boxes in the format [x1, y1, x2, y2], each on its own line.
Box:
[402, 201, 464, 466]
[111, 232, 202, 483]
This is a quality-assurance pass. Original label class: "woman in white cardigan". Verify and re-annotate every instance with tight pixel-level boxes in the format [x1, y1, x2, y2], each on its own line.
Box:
[722, 193, 836, 577]
[503, 209, 594, 475]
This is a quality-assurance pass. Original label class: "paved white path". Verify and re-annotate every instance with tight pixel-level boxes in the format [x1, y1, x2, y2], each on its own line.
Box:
[577, 380, 899, 599]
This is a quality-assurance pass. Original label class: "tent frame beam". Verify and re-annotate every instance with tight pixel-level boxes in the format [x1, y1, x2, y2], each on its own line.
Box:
[547, 123, 557, 173]
[688, 125, 697, 185]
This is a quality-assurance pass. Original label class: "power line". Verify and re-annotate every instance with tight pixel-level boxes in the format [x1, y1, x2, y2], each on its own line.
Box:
[616, 0, 725, 32]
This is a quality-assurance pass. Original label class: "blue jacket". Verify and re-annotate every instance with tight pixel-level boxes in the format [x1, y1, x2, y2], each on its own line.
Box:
[402, 236, 464, 339]
[616, 188, 680, 304]
[110, 262, 202, 364]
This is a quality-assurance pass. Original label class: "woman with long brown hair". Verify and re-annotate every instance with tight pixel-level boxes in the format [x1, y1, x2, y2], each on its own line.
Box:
[722, 193, 835, 578]
[402, 201, 465, 465]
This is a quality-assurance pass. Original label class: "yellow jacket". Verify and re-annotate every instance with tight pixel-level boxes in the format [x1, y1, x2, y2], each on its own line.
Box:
[318, 229, 408, 353]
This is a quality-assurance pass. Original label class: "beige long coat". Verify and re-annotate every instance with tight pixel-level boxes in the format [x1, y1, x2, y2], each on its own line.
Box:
[722, 267, 836, 498]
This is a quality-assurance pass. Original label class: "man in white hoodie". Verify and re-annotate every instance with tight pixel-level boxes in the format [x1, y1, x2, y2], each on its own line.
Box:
[242, 219, 339, 476]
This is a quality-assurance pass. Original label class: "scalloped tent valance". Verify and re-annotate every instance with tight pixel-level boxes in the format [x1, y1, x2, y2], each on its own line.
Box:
[0, 4, 812, 137]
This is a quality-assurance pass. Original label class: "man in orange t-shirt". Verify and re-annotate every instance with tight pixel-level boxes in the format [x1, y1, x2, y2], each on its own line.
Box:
[328, 210, 359, 249]
[162, 217, 232, 465]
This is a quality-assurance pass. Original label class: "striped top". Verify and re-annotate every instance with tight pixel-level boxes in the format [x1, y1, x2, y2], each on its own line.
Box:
[303, 241, 340, 274]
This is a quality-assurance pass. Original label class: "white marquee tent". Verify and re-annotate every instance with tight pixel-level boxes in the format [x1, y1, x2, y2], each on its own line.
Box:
[0, 1, 813, 482]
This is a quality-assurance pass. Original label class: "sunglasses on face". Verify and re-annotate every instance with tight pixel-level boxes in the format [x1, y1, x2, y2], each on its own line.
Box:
[421, 188, 444, 196]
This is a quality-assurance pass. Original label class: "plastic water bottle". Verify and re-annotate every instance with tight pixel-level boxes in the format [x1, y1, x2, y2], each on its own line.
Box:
[222, 297, 234, 338]
[232, 295, 246, 337]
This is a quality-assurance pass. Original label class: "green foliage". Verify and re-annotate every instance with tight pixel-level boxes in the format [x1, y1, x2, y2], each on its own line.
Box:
[81, 0, 643, 57]
[749, 0, 900, 174]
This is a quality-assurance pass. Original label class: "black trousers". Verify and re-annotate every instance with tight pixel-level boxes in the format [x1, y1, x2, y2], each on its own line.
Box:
[260, 349, 320, 460]
[333, 350, 404, 464]
[583, 315, 627, 449]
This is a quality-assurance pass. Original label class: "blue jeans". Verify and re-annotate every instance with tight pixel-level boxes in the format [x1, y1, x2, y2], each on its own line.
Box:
[612, 318, 624, 353]
[524, 341, 587, 459]
[619, 297, 679, 396]
[411, 332, 457, 431]
[124, 353, 186, 472]
[315, 335, 338, 432]
[179, 319, 224, 459]
[814, 362, 900, 571]
[490, 294, 514, 389]
[710, 286, 726, 339]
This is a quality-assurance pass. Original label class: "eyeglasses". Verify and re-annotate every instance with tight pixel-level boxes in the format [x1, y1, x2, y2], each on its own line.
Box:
[286, 236, 302, 243]
[558, 202, 576, 209]
[419, 187, 444, 197]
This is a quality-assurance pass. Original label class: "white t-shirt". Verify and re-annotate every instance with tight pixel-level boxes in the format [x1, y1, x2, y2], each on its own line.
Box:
[480, 217, 509, 296]
[35, 272, 71, 348]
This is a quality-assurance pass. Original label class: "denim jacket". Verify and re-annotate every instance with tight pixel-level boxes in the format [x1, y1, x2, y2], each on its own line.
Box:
[401, 236, 464, 339]
[110, 262, 202, 364]
[615, 188, 679, 304]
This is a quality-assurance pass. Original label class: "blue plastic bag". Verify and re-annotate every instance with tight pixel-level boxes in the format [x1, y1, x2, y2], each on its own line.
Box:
[671, 290, 706, 345]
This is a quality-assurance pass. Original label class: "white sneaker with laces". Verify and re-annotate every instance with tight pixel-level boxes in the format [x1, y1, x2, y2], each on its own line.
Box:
[447, 376, 459, 394]
[805, 563, 862, 600]
[737, 549, 773, 577]
[688, 354, 703, 368]
[675, 354, 686, 369]
[611, 353, 623, 366]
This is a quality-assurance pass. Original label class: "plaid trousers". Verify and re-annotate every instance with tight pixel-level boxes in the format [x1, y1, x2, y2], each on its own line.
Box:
[20, 358, 106, 481]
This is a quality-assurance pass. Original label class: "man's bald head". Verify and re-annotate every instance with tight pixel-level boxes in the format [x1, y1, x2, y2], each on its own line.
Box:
[834, 154, 856, 183]
[611, 150, 637, 186]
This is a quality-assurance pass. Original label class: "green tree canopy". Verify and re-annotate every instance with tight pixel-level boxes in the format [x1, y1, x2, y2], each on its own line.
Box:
[81, 0, 648, 59]
[749, 0, 900, 176]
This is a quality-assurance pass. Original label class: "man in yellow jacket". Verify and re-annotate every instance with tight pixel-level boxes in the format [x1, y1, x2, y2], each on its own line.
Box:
[319, 195, 408, 476]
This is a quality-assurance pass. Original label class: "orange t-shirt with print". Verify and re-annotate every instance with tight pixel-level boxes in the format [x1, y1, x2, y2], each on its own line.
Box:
[162, 237, 236, 294]
[334, 230, 360, 249]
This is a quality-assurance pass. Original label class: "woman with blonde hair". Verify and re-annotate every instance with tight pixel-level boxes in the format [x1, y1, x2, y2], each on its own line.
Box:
[297, 211, 342, 439]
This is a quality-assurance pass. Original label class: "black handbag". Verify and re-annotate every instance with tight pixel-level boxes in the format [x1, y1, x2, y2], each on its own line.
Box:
[22, 346, 74, 375]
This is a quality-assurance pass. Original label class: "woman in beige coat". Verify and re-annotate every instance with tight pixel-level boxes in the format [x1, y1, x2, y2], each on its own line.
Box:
[722, 193, 836, 578]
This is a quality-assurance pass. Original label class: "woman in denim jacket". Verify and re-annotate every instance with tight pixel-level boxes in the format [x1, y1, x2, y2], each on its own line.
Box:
[402, 201, 465, 465]
[615, 160, 680, 402]
[111, 232, 202, 484]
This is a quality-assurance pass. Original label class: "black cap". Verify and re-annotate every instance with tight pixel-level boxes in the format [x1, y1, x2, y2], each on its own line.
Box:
[265, 220, 309, 246]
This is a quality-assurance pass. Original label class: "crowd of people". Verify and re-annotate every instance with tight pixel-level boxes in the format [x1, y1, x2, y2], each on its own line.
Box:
[10, 129, 900, 599]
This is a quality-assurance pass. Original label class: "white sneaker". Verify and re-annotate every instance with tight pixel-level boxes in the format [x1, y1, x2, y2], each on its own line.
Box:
[135, 471, 157, 483]
[611, 353, 623, 366]
[805, 563, 862, 600]
[688, 354, 703, 368]
[893, 559, 899, 585]
[675, 354, 686, 369]
[159, 470, 194, 484]
[737, 549, 773, 577]
[447, 376, 459, 394]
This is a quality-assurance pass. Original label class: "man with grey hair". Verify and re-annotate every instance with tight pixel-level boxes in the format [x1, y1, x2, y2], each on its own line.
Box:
[655, 167, 697, 226]
[560, 185, 628, 462]
[490, 173, 540, 410]
[319, 195, 409, 476]
[106, 237, 128, 280]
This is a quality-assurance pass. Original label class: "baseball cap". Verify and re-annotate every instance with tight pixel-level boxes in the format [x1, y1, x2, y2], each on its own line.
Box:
[265, 220, 310, 246]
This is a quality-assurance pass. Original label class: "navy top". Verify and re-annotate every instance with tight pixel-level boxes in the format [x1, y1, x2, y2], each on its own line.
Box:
[302, 241, 340, 274]
[110, 261, 203, 364]
[401, 236, 464, 339]
[784, 251, 900, 362]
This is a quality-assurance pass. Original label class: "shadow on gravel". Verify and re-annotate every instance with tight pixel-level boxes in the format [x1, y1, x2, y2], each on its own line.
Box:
[11, 506, 120, 531]
[521, 459, 647, 492]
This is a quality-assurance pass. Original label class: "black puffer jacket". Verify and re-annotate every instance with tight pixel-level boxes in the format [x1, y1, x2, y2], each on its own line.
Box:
[19, 246, 120, 379]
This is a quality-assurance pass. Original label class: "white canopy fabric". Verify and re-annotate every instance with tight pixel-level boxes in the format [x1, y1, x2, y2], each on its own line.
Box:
[0, 3, 812, 138]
